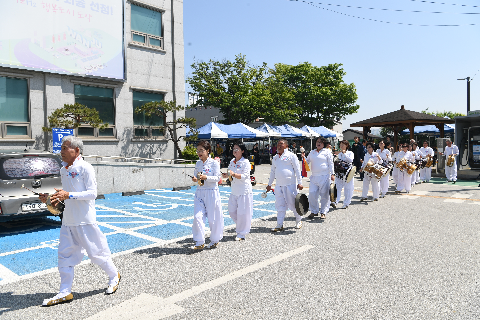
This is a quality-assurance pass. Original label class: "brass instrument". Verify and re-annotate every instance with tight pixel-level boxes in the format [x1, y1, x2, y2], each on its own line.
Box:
[446, 154, 455, 167]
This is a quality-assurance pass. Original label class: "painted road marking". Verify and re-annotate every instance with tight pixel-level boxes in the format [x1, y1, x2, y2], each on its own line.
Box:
[86, 245, 315, 320]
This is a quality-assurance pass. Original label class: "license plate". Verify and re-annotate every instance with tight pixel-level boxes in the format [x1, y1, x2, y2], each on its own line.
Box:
[22, 202, 47, 211]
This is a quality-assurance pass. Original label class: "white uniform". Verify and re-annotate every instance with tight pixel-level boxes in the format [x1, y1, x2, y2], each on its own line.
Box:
[334, 150, 354, 207]
[445, 144, 459, 182]
[361, 152, 382, 199]
[57, 155, 117, 295]
[419, 146, 434, 182]
[392, 151, 400, 185]
[268, 149, 303, 226]
[376, 148, 391, 197]
[410, 148, 421, 186]
[193, 157, 224, 246]
[396, 151, 414, 192]
[227, 157, 253, 239]
[305, 148, 334, 215]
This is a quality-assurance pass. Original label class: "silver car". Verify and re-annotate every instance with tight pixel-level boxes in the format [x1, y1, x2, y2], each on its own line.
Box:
[0, 150, 63, 221]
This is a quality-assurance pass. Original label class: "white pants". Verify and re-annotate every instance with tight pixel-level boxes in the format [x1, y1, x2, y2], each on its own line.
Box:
[396, 171, 412, 192]
[362, 175, 379, 199]
[308, 175, 331, 215]
[228, 193, 253, 238]
[392, 167, 399, 185]
[379, 175, 389, 196]
[193, 188, 224, 246]
[58, 224, 117, 294]
[410, 170, 417, 185]
[445, 161, 457, 181]
[420, 167, 432, 181]
[335, 178, 354, 206]
[275, 184, 302, 225]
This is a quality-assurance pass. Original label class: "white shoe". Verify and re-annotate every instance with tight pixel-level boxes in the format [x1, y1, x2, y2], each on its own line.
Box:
[235, 237, 245, 241]
[342, 205, 348, 209]
[106, 273, 121, 294]
[207, 242, 219, 249]
[42, 292, 73, 306]
[295, 220, 303, 229]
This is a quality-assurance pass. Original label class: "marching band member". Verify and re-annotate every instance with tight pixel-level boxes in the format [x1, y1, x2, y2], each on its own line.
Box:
[226, 142, 253, 241]
[396, 144, 414, 193]
[440, 139, 459, 183]
[360, 142, 382, 201]
[191, 140, 224, 250]
[376, 140, 392, 198]
[410, 142, 421, 187]
[304, 137, 334, 219]
[267, 139, 304, 231]
[334, 140, 354, 209]
[40, 136, 120, 306]
[392, 144, 401, 186]
[419, 141, 434, 183]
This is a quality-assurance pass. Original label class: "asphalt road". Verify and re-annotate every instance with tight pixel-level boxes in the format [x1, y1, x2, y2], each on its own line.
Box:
[1, 164, 480, 319]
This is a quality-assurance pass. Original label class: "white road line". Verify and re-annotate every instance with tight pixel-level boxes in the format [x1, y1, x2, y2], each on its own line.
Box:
[0, 264, 19, 282]
[444, 199, 466, 203]
[410, 191, 430, 196]
[450, 193, 472, 199]
[86, 245, 314, 320]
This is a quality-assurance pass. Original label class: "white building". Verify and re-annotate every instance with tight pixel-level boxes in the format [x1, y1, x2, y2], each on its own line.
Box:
[0, 0, 185, 159]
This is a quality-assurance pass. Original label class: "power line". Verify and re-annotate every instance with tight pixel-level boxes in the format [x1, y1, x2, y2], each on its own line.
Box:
[299, 1, 480, 14]
[289, 0, 477, 26]
[409, 0, 478, 8]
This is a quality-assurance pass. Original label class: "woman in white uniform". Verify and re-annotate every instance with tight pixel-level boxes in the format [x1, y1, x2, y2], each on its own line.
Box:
[376, 140, 392, 198]
[334, 140, 354, 209]
[191, 140, 224, 250]
[396, 144, 415, 193]
[392, 144, 401, 186]
[226, 142, 253, 241]
[360, 142, 382, 201]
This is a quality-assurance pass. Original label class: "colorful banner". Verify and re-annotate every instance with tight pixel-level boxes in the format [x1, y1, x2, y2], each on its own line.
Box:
[0, 0, 124, 79]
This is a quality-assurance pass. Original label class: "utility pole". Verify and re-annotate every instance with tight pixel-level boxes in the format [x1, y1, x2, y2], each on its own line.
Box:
[457, 77, 471, 113]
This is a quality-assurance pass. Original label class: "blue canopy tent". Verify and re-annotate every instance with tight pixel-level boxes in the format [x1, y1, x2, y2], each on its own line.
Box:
[270, 125, 303, 138]
[305, 126, 337, 138]
[401, 124, 455, 135]
[215, 123, 269, 139]
[256, 124, 282, 138]
[188, 122, 228, 139]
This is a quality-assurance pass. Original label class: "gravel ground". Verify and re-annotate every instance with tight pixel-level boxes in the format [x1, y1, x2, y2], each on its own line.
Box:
[1, 164, 480, 319]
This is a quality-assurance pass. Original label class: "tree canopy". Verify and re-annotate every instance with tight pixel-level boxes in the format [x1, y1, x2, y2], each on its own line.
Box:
[134, 100, 197, 159]
[42, 103, 108, 132]
[186, 54, 359, 127]
[421, 108, 465, 119]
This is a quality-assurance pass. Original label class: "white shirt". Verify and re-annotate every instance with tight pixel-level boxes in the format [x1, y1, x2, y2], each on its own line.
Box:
[194, 157, 221, 190]
[419, 147, 434, 158]
[228, 157, 252, 196]
[268, 149, 302, 187]
[361, 151, 383, 169]
[445, 145, 459, 157]
[397, 150, 414, 163]
[61, 155, 98, 226]
[337, 150, 354, 164]
[305, 148, 334, 176]
[376, 149, 392, 162]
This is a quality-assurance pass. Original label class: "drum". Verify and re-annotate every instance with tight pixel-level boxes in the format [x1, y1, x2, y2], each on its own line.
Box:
[406, 162, 417, 175]
[379, 162, 393, 178]
[364, 162, 387, 180]
[329, 183, 337, 203]
[334, 160, 350, 181]
[396, 158, 408, 172]
[46, 194, 65, 215]
[345, 165, 356, 183]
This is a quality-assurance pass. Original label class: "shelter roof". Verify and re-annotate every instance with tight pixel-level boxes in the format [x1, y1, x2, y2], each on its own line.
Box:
[350, 105, 455, 127]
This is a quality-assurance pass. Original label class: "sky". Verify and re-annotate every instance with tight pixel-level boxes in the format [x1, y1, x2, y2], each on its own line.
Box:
[183, 0, 479, 130]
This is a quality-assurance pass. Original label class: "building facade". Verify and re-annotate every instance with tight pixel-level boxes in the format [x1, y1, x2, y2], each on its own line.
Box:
[0, 0, 185, 159]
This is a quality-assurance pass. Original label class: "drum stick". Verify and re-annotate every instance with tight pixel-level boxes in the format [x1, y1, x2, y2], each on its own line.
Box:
[21, 184, 41, 195]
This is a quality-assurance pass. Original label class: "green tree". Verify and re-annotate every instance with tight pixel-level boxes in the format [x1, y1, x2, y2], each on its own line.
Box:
[187, 54, 291, 124]
[421, 108, 465, 119]
[42, 103, 108, 132]
[135, 100, 197, 159]
[271, 62, 359, 128]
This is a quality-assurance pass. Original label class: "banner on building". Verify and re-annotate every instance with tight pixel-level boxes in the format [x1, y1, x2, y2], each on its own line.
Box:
[0, 0, 124, 80]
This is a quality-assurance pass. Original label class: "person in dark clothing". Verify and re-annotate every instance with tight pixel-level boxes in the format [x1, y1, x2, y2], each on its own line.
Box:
[252, 143, 259, 165]
[356, 139, 367, 181]
[351, 136, 359, 168]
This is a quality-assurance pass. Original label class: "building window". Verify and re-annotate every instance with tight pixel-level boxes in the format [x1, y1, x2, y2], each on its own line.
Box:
[130, 3, 163, 50]
[133, 91, 165, 138]
[74, 84, 115, 138]
[211, 116, 218, 122]
[0, 76, 30, 139]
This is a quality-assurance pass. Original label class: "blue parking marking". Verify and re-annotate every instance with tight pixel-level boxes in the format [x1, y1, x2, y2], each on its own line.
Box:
[0, 186, 276, 282]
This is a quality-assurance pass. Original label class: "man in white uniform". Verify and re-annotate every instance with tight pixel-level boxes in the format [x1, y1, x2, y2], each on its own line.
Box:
[304, 137, 335, 218]
[267, 139, 304, 231]
[40, 136, 120, 306]
[442, 139, 459, 183]
[419, 141, 434, 182]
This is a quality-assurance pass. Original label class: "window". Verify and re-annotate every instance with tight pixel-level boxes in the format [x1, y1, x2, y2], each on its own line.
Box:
[130, 3, 163, 50]
[133, 91, 165, 138]
[0, 76, 30, 139]
[74, 84, 115, 138]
